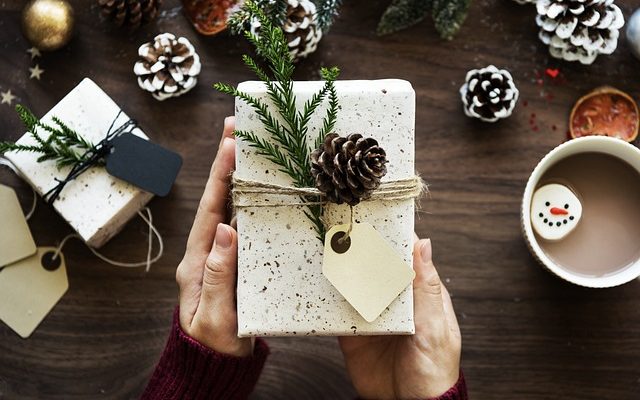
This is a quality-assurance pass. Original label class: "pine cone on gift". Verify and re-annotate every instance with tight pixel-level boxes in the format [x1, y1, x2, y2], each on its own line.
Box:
[310, 133, 388, 206]
[536, 0, 624, 65]
[98, 0, 162, 30]
[459, 65, 519, 123]
[250, 0, 323, 62]
[134, 33, 201, 101]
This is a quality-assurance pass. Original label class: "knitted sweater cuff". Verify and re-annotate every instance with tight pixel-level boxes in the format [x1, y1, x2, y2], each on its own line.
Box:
[141, 308, 269, 400]
[431, 370, 468, 400]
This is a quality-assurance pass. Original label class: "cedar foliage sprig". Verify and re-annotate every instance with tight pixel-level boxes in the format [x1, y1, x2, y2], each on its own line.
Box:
[215, 0, 340, 241]
[0, 105, 96, 168]
[228, 0, 342, 34]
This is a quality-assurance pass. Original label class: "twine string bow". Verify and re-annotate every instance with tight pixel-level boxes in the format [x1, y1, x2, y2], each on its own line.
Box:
[231, 175, 426, 208]
[43, 111, 138, 205]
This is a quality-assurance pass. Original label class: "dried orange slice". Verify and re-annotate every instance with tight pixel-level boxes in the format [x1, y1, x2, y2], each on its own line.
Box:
[570, 87, 639, 142]
[182, 0, 242, 36]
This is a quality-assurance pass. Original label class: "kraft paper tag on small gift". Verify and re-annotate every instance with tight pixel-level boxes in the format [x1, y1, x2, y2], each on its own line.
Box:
[0, 184, 36, 267]
[0, 247, 69, 338]
[106, 133, 183, 197]
[322, 223, 415, 322]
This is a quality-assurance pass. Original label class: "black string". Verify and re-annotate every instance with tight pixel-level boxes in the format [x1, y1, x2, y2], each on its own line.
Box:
[42, 111, 138, 205]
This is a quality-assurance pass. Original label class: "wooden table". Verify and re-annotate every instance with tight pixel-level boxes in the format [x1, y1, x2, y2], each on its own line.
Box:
[1, 0, 640, 398]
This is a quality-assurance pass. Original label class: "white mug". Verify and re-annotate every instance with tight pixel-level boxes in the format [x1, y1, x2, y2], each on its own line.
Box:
[522, 136, 640, 288]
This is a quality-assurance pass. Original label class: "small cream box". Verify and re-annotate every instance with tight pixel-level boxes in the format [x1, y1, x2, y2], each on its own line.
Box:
[5, 78, 153, 248]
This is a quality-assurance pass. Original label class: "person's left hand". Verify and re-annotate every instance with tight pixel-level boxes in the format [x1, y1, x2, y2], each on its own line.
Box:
[339, 237, 461, 399]
[174, 117, 253, 357]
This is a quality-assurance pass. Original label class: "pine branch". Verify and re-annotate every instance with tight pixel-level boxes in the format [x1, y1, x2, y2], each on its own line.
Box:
[377, 0, 432, 36]
[214, 83, 307, 176]
[228, 0, 288, 34]
[311, 0, 343, 31]
[316, 67, 340, 149]
[432, 0, 470, 40]
[234, 129, 306, 183]
[214, 0, 341, 241]
[1, 104, 96, 169]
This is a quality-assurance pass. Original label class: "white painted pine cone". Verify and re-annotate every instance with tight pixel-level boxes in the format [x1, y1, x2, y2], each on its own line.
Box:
[536, 0, 624, 64]
[460, 65, 519, 123]
[134, 33, 201, 101]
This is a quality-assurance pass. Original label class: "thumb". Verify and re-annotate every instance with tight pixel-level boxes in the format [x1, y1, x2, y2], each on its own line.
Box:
[198, 223, 238, 327]
[413, 238, 447, 334]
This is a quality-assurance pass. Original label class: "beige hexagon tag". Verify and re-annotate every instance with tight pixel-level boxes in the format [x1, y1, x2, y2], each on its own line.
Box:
[322, 223, 415, 322]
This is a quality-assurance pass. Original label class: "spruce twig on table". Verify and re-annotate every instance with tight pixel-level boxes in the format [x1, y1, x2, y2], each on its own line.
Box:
[0, 105, 96, 168]
[215, 0, 340, 241]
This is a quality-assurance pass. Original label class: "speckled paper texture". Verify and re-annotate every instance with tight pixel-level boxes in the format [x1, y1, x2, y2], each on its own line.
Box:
[235, 80, 416, 336]
[5, 78, 153, 248]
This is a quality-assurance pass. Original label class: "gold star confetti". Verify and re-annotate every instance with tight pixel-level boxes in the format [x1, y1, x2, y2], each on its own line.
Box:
[1, 90, 16, 105]
[29, 64, 45, 80]
[26, 47, 41, 59]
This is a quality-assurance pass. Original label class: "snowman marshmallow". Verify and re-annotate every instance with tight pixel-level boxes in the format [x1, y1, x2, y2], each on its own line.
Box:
[531, 183, 582, 241]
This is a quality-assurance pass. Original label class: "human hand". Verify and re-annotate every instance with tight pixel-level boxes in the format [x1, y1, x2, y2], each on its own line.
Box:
[339, 238, 461, 399]
[175, 117, 253, 357]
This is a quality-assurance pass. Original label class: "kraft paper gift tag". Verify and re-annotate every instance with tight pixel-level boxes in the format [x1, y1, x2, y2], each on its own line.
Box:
[0, 247, 69, 338]
[0, 184, 36, 267]
[322, 223, 415, 323]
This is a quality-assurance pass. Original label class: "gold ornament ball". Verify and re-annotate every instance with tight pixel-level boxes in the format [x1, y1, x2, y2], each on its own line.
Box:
[22, 0, 74, 51]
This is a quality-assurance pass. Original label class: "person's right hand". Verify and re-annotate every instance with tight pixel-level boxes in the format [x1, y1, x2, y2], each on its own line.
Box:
[175, 117, 253, 357]
[339, 238, 461, 399]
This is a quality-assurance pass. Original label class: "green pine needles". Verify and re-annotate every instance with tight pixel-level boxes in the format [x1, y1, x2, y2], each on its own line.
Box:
[0, 105, 96, 168]
[377, 0, 471, 40]
[214, 0, 340, 241]
[228, 0, 342, 34]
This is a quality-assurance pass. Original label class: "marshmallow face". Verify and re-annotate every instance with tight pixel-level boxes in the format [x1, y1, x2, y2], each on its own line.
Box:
[531, 183, 582, 241]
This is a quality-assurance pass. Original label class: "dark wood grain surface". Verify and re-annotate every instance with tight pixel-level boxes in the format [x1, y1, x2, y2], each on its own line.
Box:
[1, 0, 640, 398]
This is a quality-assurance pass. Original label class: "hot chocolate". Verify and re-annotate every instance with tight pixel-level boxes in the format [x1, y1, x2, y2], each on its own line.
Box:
[536, 152, 640, 277]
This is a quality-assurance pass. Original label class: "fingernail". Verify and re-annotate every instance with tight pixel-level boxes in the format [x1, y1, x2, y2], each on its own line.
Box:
[224, 116, 232, 128]
[420, 238, 432, 262]
[215, 223, 233, 249]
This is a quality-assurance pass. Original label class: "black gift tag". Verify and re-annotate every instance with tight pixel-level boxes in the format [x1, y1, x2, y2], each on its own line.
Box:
[105, 133, 182, 197]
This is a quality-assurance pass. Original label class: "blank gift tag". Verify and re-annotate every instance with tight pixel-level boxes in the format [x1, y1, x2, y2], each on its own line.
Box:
[105, 133, 183, 196]
[0, 184, 37, 267]
[322, 223, 415, 322]
[0, 247, 69, 338]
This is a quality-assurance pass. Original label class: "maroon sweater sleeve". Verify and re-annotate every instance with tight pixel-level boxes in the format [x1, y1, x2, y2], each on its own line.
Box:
[141, 309, 269, 400]
[430, 371, 468, 400]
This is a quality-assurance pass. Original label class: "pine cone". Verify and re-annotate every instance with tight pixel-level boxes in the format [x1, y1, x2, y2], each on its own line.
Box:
[310, 133, 388, 206]
[250, 0, 323, 62]
[459, 65, 519, 123]
[134, 33, 201, 101]
[536, 0, 624, 65]
[98, 0, 162, 30]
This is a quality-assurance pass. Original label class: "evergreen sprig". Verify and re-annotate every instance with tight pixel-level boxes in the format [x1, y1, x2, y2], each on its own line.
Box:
[311, 0, 342, 31]
[0, 105, 96, 168]
[228, 0, 342, 35]
[377, 0, 470, 40]
[215, 0, 340, 240]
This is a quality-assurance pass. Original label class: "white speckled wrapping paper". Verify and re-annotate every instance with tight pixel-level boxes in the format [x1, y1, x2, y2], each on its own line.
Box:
[5, 78, 153, 248]
[235, 80, 416, 336]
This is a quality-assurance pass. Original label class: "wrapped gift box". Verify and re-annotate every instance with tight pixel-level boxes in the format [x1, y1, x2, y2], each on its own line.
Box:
[5, 78, 153, 248]
[235, 79, 416, 336]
